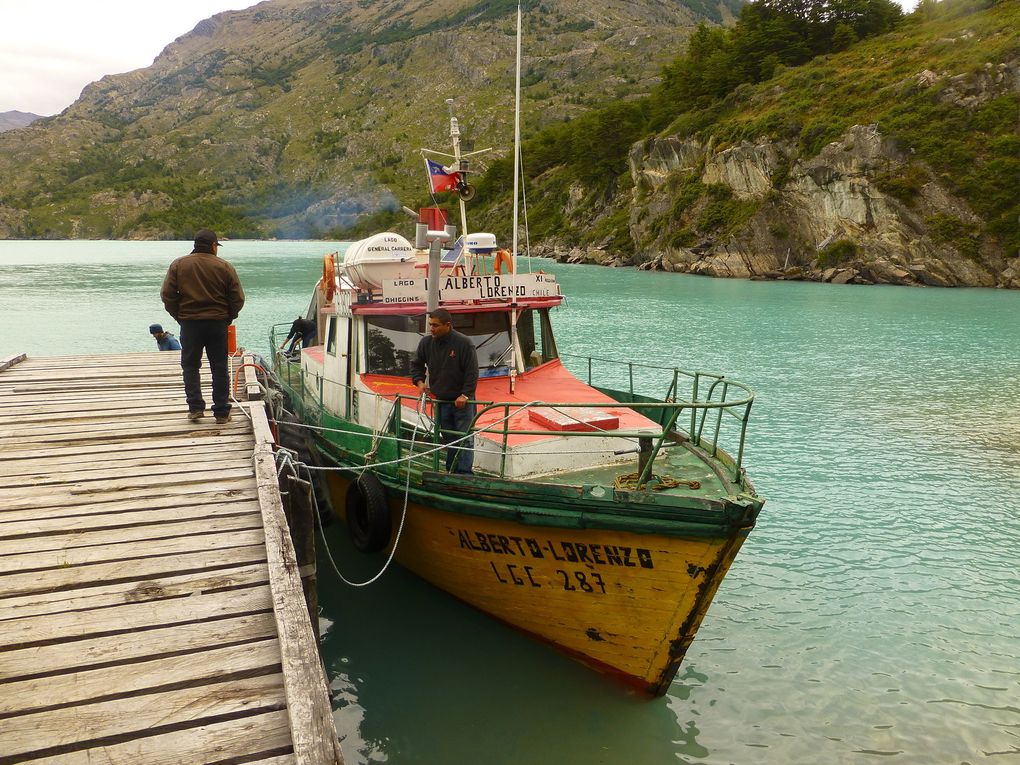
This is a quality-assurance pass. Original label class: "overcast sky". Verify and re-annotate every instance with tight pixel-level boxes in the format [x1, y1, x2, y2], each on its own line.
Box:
[2, 0, 918, 116]
[0, 1, 261, 115]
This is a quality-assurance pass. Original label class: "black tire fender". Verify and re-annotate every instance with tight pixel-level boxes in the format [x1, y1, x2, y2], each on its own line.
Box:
[346, 471, 391, 553]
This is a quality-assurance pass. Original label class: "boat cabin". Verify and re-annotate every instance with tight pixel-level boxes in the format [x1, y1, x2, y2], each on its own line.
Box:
[293, 232, 660, 478]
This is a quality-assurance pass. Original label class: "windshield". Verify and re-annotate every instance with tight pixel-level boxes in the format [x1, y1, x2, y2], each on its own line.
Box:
[364, 308, 558, 377]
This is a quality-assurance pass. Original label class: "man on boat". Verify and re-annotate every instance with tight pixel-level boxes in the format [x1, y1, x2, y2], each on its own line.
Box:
[160, 229, 245, 424]
[148, 323, 181, 351]
[279, 315, 316, 355]
[411, 308, 478, 475]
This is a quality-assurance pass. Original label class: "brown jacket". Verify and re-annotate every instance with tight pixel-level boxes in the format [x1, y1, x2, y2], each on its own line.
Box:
[161, 251, 245, 321]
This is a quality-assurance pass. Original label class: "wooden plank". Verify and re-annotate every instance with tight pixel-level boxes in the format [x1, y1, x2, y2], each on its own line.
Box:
[0, 433, 250, 461]
[0, 562, 270, 621]
[0, 612, 278, 680]
[0, 499, 260, 537]
[0, 353, 28, 372]
[0, 638, 283, 716]
[252, 403, 342, 763]
[0, 465, 254, 497]
[0, 351, 180, 366]
[0, 389, 187, 407]
[0, 405, 215, 426]
[0, 476, 256, 513]
[0, 511, 265, 557]
[0, 582, 273, 651]
[0, 408, 193, 428]
[0, 489, 258, 526]
[0, 446, 254, 480]
[0, 673, 287, 759]
[247, 755, 298, 765]
[0, 464, 255, 498]
[0, 544, 269, 598]
[15, 709, 295, 765]
[0, 527, 268, 576]
[1, 454, 254, 486]
[0, 419, 249, 447]
[244, 354, 264, 401]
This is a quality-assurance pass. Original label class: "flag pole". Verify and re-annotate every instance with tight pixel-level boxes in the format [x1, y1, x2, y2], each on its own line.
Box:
[509, 2, 523, 395]
[447, 98, 469, 238]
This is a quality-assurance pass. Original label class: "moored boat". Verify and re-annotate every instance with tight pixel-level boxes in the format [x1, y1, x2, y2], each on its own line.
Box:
[269, 223, 764, 695]
[269, 18, 764, 694]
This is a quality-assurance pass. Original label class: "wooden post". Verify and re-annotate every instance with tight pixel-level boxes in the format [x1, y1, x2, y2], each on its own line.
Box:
[284, 472, 320, 639]
[0, 353, 27, 373]
[249, 403, 343, 764]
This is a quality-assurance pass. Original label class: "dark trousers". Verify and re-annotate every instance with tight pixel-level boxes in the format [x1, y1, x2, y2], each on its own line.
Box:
[180, 319, 231, 417]
[437, 401, 475, 474]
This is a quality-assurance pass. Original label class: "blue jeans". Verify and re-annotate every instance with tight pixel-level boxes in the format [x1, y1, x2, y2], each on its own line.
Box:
[437, 401, 475, 474]
[180, 319, 231, 417]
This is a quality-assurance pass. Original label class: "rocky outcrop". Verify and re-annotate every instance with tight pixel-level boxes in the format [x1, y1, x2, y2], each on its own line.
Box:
[626, 122, 1014, 287]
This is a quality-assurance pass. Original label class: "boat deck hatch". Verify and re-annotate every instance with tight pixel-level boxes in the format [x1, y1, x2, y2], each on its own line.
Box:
[528, 407, 619, 432]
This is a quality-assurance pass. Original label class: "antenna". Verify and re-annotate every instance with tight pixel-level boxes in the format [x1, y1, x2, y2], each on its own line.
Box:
[509, 2, 523, 394]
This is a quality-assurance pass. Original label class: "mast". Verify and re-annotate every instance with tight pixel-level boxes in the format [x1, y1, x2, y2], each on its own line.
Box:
[446, 98, 469, 237]
[509, 3, 523, 394]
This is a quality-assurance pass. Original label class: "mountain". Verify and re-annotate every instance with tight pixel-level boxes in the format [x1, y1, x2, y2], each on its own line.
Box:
[0, 0, 741, 240]
[479, 0, 1019, 288]
[0, 111, 43, 132]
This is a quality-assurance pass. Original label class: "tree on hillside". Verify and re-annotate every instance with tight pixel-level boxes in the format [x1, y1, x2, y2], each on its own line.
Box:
[650, 0, 902, 129]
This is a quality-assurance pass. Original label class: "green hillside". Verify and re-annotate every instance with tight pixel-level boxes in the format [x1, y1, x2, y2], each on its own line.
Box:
[0, 0, 740, 240]
[463, 0, 1017, 275]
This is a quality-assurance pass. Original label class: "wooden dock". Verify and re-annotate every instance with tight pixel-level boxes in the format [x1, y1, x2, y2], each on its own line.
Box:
[0, 351, 343, 764]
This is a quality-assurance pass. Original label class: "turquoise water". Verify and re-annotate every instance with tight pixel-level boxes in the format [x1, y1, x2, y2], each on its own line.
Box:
[2, 240, 1018, 764]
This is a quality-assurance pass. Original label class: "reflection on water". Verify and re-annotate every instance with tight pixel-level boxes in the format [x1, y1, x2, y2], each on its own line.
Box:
[2, 241, 1019, 764]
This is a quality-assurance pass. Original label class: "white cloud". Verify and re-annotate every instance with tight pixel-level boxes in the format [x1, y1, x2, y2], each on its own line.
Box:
[0, 1, 260, 115]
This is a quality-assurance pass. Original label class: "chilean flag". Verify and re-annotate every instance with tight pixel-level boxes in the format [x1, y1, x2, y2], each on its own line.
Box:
[425, 158, 460, 193]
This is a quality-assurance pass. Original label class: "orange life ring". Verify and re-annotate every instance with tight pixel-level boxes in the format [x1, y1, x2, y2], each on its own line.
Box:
[494, 249, 513, 274]
[321, 254, 336, 301]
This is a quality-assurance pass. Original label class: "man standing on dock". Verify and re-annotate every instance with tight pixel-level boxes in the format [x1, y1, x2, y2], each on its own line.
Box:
[411, 308, 478, 474]
[160, 229, 245, 424]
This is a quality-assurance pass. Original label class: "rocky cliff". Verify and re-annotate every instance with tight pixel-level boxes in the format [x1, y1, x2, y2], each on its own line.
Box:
[539, 34, 1018, 289]
[628, 121, 1014, 287]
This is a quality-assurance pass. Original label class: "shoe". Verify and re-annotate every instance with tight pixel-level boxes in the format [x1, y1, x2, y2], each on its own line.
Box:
[215, 414, 232, 424]
[187, 410, 205, 422]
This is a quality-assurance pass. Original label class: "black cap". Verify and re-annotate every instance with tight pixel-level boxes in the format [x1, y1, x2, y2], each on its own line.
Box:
[194, 229, 221, 248]
[149, 323, 163, 334]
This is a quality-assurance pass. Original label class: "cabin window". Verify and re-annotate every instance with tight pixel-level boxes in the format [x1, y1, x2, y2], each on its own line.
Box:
[326, 316, 338, 355]
[454, 309, 558, 376]
[365, 315, 424, 376]
[363, 309, 559, 378]
[517, 308, 558, 369]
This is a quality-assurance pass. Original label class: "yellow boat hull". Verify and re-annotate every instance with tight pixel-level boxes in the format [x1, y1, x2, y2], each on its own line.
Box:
[326, 474, 747, 695]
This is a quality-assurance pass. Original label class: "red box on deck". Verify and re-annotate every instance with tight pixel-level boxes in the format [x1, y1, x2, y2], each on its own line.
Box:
[419, 207, 448, 230]
[528, 406, 619, 432]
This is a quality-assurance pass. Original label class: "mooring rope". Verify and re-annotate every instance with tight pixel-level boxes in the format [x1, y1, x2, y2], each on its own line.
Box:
[612, 472, 700, 491]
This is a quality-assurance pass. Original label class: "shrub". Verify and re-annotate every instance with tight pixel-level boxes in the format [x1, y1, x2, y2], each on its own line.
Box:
[817, 239, 858, 267]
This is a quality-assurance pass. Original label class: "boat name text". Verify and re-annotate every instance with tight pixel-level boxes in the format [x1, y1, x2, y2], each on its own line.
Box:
[382, 273, 560, 304]
[456, 529, 654, 569]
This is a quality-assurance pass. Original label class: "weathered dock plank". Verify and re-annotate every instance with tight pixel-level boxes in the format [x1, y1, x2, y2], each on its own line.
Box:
[0, 352, 342, 764]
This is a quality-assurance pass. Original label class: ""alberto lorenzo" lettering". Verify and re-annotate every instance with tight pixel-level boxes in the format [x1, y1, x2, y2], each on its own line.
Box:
[456, 529, 654, 569]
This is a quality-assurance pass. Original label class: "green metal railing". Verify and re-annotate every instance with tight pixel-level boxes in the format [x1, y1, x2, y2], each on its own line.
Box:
[268, 326, 755, 486]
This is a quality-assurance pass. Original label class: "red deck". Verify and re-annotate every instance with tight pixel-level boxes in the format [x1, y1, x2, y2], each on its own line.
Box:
[360, 359, 658, 446]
